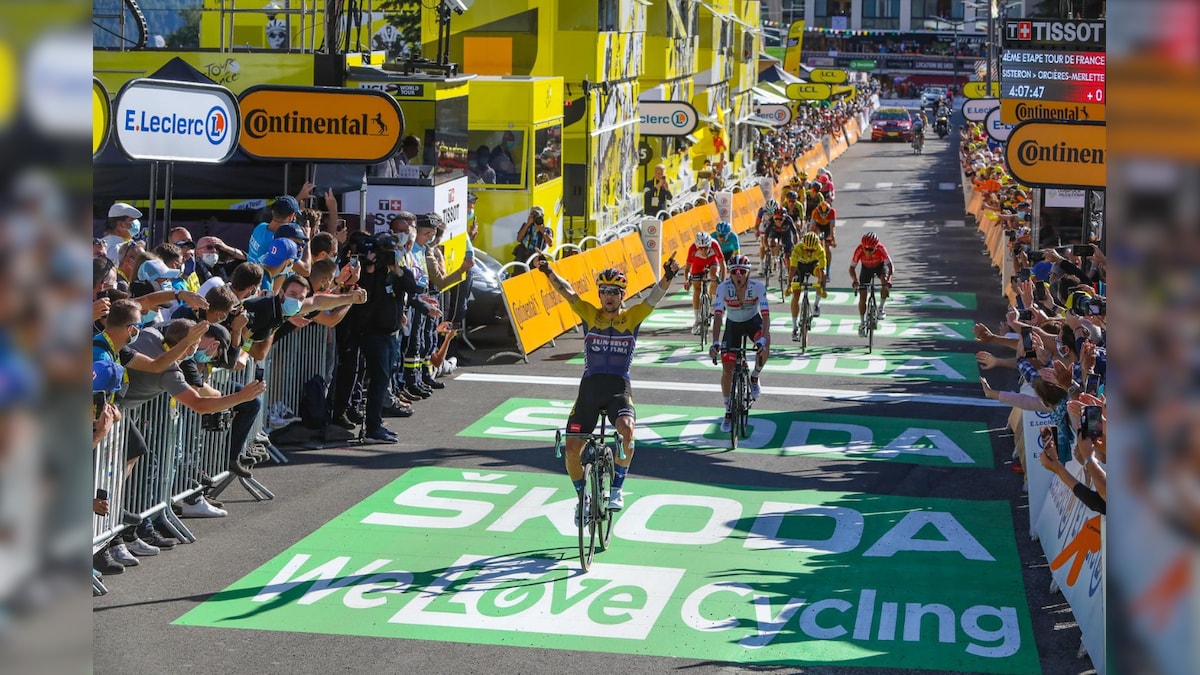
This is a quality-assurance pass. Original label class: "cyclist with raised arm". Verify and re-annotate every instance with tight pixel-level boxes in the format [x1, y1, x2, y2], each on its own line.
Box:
[789, 232, 829, 339]
[708, 254, 771, 433]
[849, 232, 894, 337]
[685, 231, 726, 334]
[711, 220, 740, 265]
[535, 254, 681, 522]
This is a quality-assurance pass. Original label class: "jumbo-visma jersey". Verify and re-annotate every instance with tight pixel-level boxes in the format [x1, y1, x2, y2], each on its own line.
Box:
[568, 296, 654, 380]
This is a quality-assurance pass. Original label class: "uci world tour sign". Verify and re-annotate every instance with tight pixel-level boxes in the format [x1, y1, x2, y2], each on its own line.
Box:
[238, 85, 405, 163]
[1004, 120, 1106, 189]
[114, 78, 239, 164]
[639, 101, 699, 136]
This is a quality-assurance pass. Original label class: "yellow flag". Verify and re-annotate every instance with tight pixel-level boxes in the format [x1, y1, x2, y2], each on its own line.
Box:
[782, 20, 806, 77]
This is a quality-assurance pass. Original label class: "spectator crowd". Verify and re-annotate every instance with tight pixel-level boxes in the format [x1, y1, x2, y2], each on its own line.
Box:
[91, 182, 476, 578]
[754, 82, 880, 179]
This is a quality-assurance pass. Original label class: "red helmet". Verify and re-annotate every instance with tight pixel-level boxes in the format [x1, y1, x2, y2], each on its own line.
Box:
[861, 232, 880, 247]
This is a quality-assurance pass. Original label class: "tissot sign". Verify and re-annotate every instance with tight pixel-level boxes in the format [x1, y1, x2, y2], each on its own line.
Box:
[114, 79, 239, 163]
[1003, 19, 1105, 49]
[238, 85, 404, 163]
[638, 101, 698, 136]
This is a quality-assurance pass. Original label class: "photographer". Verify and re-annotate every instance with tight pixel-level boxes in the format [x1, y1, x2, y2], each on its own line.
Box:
[643, 163, 672, 218]
[512, 206, 552, 270]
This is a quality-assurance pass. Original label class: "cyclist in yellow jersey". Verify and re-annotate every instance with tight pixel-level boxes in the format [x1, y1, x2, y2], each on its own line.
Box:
[535, 253, 680, 522]
[788, 232, 829, 339]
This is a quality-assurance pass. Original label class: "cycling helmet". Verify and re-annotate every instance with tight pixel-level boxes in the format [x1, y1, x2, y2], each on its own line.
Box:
[715, 220, 732, 236]
[695, 231, 713, 248]
[817, 167, 831, 178]
[816, 199, 831, 211]
[728, 254, 752, 271]
[784, 190, 799, 201]
[801, 232, 821, 249]
[596, 267, 628, 290]
[861, 232, 880, 247]
[764, 199, 779, 213]
[797, 169, 809, 181]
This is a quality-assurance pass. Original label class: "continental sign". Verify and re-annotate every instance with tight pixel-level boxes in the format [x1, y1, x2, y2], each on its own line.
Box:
[93, 78, 110, 158]
[786, 83, 832, 101]
[809, 68, 848, 84]
[1004, 121, 1106, 189]
[237, 85, 404, 163]
[1000, 99, 1105, 125]
[962, 82, 1000, 99]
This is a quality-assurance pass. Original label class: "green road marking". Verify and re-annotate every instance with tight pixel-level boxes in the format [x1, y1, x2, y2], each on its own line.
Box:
[666, 287, 978, 310]
[459, 398, 994, 467]
[644, 308, 976, 341]
[175, 468, 1038, 674]
[572, 339, 980, 383]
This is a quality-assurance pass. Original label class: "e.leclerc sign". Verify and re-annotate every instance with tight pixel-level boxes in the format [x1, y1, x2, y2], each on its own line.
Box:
[114, 78, 239, 164]
[238, 85, 405, 163]
[963, 98, 1000, 122]
[639, 101, 699, 136]
[1004, 120, 1106, 189]
[753, 104, 793, 127]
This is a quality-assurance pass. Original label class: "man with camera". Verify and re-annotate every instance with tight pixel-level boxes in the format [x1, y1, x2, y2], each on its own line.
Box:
[643, 163, 672, 218]
[512, 206, 552, 269]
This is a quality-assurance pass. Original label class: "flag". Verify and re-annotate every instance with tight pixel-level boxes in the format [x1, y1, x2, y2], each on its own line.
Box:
[782, 20, 806, 76]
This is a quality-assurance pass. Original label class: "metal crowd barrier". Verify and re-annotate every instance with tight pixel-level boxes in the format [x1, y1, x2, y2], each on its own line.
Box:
[92, 324, 333, 593]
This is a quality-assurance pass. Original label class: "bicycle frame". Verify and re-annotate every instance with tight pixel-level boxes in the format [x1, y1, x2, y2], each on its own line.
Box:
[554, 414, 623, 572]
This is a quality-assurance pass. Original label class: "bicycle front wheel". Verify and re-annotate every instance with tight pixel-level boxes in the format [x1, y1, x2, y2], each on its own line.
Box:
[730, 373, 746, 448]
[866, 294, 877, 353]
[596, 451, 616, 551]
[699, 293, 713, 349]
[800, 292, 811, 352]
[578, 459, 596, 572]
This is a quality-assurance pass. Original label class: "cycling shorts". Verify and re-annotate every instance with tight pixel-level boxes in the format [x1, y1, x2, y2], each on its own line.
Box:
[791, 260, 820, 283]
[722, 314, 764, 358]
[858, 264, 889, 288]
[811, 222, 832, 238]
[566, 374, 635, 435]
[767, 230, 795, 254]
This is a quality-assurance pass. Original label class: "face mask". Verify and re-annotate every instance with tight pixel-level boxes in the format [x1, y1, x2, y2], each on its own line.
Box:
[127, 326, 140, 343]
[201, 253, 219, 266]
[129, 219, 141, 237]
[1057, 342, 1070, 358]
[281, 296, 303, 317]
[394, 251, 403, 268]
[142, 310, 158, 325]
[394, 231, 411, 248]
[193, 350, 213, 364]
[505, 140, 515, 150]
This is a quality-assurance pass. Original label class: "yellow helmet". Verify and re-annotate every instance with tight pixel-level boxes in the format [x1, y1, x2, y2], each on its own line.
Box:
[596, 267, 628, 290]
[801, 232, 821, 249]
[798, 169, 809, 181]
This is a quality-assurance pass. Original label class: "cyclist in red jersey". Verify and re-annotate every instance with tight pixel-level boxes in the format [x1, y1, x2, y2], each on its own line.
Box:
[848, 232, 894, 337]
[685, 231, 726, 334]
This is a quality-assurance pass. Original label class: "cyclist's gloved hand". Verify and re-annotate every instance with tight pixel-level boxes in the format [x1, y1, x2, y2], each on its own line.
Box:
[534, 255, 551, 275]
[708, 345, 720, 362]
[851, 281, 859, 290]
[663, 254, 680, 280]
[755, 337, 767, 352]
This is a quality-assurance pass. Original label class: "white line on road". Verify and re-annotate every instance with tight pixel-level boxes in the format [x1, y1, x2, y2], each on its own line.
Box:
[875, 182, 893, 189]
[939, 182, 957, 190]
[945, 219, 967, 228]
[843, 182, 862, 191]
[901, 182, 926, 190]
[862, 220, 886, 228]
[455, 373, 1008, 408]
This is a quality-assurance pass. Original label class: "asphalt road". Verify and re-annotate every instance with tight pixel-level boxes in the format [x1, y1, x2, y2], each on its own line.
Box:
[94, 112, 1089, 675]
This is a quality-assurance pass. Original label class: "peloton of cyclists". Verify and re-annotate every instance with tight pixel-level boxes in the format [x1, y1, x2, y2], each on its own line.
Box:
[684, 231, 726, 334]
[708, 254, 771, 433]
[848, 232, 895, 337]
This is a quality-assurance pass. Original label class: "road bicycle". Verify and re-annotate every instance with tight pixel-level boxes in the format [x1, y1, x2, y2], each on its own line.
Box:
[554, 415, 623, 572]
[856, 277, 890, 354]
[911, 132, 924, 154]
[791, 271, 817, 352]
[689, 270, 716, 348]
[713, 334, 756, 449]
[762, 240, 788, 294]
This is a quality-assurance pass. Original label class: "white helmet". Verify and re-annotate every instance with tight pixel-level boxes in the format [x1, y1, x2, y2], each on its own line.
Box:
[695, 231, 713, 248]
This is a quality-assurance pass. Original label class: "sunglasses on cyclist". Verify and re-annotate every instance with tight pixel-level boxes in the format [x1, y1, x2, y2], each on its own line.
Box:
[730, 268, 749, 276]
[862, 246, 876, 252]
[598, 285, 624, 296]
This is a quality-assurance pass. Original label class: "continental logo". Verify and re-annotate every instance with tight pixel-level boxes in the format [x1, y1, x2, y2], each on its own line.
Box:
[510, 296, 540, 328]
[1004, 121, 1106, 189]
[630, 250, 647, 268]
[1002, 100, 1105, 124]
[541, 289, 564, 311]
[245, 110, 384, 139]
[237, 86, 403, 163]
[570, 278, 591, 296]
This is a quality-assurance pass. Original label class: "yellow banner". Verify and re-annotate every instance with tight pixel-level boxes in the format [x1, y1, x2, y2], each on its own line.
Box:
[553, 252, 598, 308]
[499, 272, 558, 356]
[439, 234, 469, 292]
[620, 235, 656, 295]
[731, 186, 765, 235]
[782, 21, 806, 77]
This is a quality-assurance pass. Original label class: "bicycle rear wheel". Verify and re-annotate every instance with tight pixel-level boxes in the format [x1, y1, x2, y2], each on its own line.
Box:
[800, 292, 811, 352]
[578, 458, 596, 572]
[596, 450, 615, 551]
[777, 260, 788, 296]
[699, 292, 712, 349]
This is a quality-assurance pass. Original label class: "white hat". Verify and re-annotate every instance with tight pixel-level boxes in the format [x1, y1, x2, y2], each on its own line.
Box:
[108, 202, 142, 219]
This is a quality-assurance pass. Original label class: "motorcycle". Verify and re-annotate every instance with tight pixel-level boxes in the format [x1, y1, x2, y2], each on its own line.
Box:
[935, 116, 949, 138]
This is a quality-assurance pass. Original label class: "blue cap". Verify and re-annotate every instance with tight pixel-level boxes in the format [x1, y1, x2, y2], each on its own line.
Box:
[263, 238, 299, 267]
[273, 195, 301, 215]
[1031, 261, 1053, 281]
[274, 222, 309, 242]
[93, 360, 124, 392]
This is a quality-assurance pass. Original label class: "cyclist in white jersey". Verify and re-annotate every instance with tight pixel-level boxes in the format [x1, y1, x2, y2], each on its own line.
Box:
[707, 254, 771, 433]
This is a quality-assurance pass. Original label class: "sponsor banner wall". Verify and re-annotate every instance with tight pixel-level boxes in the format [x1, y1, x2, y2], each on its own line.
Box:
[731, 186, 765, 235]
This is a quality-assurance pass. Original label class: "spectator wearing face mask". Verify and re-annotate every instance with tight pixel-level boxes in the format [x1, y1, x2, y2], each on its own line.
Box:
[193, 235, 244, 284]
[260, 238, 299, 294]
[241, 274, 366, 361]
[101, 202, 142, 264]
